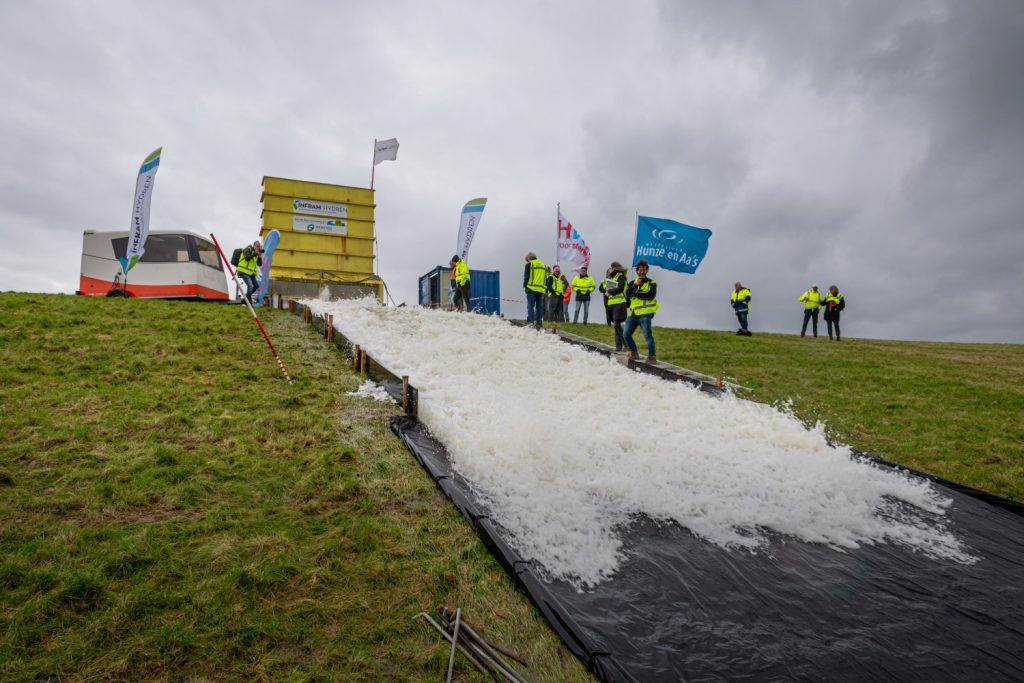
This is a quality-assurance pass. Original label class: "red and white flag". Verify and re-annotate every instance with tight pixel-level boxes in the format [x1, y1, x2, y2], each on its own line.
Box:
[556, 208, 591, 271]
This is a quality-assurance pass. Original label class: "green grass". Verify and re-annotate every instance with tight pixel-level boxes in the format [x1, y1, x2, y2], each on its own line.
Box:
[0, 293, 590, 682]
[559, 321, 1024, 501]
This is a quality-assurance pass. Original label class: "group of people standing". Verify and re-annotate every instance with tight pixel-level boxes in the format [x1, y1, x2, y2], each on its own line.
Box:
[452, 252, 847, 354]
[524, 253, 660, 362]
[731, 282, 847, 340]
[798, 284, 846, 340]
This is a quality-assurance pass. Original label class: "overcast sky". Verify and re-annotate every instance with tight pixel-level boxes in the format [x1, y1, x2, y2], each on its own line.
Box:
[1, 0, 1021, 342]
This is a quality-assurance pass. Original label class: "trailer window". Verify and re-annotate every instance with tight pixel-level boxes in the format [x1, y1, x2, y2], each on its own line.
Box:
[111, 234, 191, 263]
[193, 238, 221, 269]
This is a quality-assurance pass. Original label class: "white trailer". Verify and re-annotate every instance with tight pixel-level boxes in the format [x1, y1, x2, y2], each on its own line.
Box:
[78, 229, 229, 299]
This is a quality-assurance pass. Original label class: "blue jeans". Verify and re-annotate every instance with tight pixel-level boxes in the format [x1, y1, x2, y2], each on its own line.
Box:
[526, 290, 544, 326]
[239, 273, 258, 302]
[624, 314, 655, 356]
[802, 309, 819, 336]
[736, 311, 748, 330]
[573, 299, 590, 323]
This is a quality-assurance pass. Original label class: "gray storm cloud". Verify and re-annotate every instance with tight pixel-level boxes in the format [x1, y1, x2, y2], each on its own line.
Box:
[0, 0, 1020, 342]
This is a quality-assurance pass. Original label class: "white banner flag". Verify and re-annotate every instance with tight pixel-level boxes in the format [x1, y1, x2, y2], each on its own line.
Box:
[373, 138, 399, 165]
[123, 147, 162, 274]
[557, 209, 591, 270]
[455, 198, 487, 260]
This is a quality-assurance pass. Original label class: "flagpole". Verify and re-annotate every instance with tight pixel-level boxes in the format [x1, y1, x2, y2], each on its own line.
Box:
[370, 138, 377, 190]
[555, 202, 560, 266]
[210, 232, 293, 384]
[633, 211, 639, 269]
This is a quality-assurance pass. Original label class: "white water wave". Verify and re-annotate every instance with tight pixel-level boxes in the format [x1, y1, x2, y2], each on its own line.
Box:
[310, 298, 976, 588]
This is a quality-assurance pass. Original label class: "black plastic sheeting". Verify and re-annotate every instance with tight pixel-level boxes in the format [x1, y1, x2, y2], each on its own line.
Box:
[391, 416, 1024, 682]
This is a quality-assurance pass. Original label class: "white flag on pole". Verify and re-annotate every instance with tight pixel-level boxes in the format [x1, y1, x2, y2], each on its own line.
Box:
[123, 147, 162, 275]
[556, 209, 591, 271]
[373, 138, 400, 165]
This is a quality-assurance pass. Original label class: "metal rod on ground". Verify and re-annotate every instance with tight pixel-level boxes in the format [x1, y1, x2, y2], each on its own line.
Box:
[412, 613, 489, 675]
[456, 621, 530, 670]
[440, 608, 528, 682]
[209, 233, 293, 384]
[446, 607, 462, 683]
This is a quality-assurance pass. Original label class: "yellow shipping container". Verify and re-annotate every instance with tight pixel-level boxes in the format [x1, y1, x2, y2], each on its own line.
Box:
[259, 176, 380, 301]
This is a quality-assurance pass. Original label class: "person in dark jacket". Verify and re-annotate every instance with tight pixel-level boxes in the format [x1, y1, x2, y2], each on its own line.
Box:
[731, 282, 752, 336]
[603, 261, 629, 351]
[823, 285, 846, 341]
[547, 265, 567, 323]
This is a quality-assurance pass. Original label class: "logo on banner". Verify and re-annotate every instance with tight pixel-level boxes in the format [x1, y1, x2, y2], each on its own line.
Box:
[292, 215, 347, 235]
[292, 198, 348, 218]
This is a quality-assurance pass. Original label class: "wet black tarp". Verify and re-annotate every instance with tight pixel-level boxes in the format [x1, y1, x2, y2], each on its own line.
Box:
[391, 416, 1024, 682]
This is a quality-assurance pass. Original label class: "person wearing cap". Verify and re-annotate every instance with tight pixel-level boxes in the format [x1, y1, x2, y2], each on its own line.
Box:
[571, 266, 597, 323]
[236, 239, 264, 304]
[547, 265, 568, 323]
[731, 282, 752, 336]
[523, 252, 548, 329]
[624, 260, 659, 362]
[449, 255, 471, 312]
[823, 285, 846, 341]
[799, 284, 824, 337]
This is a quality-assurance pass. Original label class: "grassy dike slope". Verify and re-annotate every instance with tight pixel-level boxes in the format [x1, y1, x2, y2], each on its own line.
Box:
[560, 322, 1024, 501]
[0, 293, 590, 682]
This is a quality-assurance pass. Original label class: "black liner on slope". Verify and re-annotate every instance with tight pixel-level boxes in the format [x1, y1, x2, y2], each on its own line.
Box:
[392, 416, 1024, 682]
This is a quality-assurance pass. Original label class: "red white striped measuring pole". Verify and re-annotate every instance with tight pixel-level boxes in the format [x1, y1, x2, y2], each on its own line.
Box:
[210, 233, 293, 384]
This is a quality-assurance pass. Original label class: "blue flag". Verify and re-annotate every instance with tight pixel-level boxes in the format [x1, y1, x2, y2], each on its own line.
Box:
[633, 215, 712, 274]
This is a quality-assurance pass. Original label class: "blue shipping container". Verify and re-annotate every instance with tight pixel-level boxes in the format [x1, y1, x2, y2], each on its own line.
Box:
[418, 265, 501, 316]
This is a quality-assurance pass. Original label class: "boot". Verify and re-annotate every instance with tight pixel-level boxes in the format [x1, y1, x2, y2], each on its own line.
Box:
[646, 356, 657, 363]
[736, 329, 744, 336]
[626, 351, 637, 361]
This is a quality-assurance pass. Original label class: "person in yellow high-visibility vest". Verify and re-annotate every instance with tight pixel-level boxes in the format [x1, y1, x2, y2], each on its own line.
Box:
[449, 255, 471, 312]
[731, 282, 752, 336]
[523, 252, 548, 329]
[602, 261, 629, 349]
[623, 260, 659, 362]
[571, 265, 596, 323]
[799, 284, 824, 337]
[547, 265, 568, 322]
[235, 239, 263, 304]
[823, 285, 846, 341]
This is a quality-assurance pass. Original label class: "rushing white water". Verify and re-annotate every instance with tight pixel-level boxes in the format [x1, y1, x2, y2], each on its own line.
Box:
[347, 379, 396, 403]
[310, 298, 975, 587]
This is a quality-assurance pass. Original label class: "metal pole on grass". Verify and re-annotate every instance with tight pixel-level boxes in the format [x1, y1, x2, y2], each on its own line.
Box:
[209, 232, 293, 384]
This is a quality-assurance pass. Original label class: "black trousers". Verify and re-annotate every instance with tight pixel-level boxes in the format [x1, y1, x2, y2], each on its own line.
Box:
[827, 318, 841, 340]
[801, 309, 819, 336]
[452, 283, 470, 311]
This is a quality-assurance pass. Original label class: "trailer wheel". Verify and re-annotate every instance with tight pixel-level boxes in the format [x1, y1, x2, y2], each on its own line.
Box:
[106, 289, 130, 298]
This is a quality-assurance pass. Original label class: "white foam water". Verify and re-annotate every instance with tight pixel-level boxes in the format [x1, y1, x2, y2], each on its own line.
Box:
[346, 380, 395, 403]
[309, 298, 976, 588]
